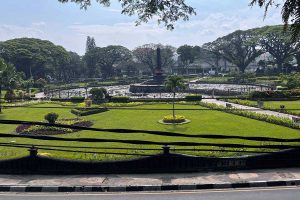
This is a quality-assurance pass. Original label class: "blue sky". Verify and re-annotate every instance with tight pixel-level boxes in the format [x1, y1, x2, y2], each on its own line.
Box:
[0, 0, 282, 55]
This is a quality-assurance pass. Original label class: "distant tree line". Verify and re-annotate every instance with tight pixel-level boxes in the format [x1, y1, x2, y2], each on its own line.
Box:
[0, 25, 299, 85]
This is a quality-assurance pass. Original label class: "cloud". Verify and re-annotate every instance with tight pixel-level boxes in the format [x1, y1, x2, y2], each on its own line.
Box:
[0, 24, 45, 41]
[0, 7, 283, 55]
[67, 8, 282, 53]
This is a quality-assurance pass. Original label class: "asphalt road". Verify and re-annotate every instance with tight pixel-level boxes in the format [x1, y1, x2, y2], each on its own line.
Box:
[0, 187, 300, 200]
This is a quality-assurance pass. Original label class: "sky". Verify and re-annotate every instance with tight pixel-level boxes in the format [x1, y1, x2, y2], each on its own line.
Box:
[0, 0, 282, 55]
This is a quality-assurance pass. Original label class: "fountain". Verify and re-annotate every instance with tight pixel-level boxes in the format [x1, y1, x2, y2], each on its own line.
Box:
[129, 47, 167, 93]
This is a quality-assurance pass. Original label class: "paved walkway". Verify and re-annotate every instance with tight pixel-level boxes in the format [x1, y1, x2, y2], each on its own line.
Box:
[0, 168, 300, 187]
[202, 97, 298, 120]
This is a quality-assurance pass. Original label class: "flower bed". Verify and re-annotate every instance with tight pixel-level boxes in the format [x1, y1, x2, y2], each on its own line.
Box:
[163, 115, 186, 123]
[16, 118, 93, 135]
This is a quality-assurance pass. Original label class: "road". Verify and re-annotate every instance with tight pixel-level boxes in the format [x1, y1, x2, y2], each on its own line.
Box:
[0, 187, 300, 200]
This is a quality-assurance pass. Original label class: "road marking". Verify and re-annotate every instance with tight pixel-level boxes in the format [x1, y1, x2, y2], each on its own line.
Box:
[0, 186, 299, 197]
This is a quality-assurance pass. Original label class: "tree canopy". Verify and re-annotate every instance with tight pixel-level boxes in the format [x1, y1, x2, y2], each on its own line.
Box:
[133, 44, 176, 74]
[0, 38, 71, 80]
[204, 30, 263, 73]
[256, 25, 298, 72]
[250, 0, 300, 41]
[58, 0, 195, 30]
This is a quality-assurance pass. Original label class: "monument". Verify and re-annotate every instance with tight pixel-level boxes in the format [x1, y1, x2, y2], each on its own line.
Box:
[129, 47, 167, 93]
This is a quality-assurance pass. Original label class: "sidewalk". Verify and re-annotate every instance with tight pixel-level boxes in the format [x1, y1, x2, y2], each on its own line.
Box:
[1, 168, 300, 192]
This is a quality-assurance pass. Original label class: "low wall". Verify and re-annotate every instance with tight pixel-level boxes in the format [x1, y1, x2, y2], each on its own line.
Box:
[0, 148, 300, 174]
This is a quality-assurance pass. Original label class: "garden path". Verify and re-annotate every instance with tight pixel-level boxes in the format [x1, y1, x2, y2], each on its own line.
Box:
[202, 96, 298, 120]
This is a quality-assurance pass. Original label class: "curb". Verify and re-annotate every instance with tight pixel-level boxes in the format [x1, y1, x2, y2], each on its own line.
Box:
[1, 179, 300, 193]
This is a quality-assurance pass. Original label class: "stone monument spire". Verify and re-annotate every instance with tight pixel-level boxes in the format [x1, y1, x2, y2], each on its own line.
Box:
[155, 47, 163, 76]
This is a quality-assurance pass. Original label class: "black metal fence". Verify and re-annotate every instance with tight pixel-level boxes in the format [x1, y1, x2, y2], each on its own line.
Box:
[0, 119, 300, 174]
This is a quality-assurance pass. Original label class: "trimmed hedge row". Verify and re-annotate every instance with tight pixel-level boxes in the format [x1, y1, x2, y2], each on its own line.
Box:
[71, 107, 108, 116]
[70, 96, 85, 103]
[110, 96, 130, 103]
[251, 89, 300, 99]
[185, 94, 202, 101]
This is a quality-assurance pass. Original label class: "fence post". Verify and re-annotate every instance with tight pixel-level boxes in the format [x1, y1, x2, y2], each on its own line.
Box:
[28, 146, 38, 157]
[163, 145, 170, 155]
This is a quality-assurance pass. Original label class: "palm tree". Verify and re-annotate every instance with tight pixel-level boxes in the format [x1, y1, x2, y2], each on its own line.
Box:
[0, 59, 24, 111]
[165, 75, 186, 119]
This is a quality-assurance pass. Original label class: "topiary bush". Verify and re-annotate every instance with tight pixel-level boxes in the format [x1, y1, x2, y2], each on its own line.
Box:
[44, 112, 59, 124]
[90, 88, 108, 103]
[110, 96, 130, 103]
[71, 107, 108, 116]
[70, 96, 85, 103]
[185, 94, 202, 101]
[84, 98, 92, 107]
[250, 90, 300, 99]
[4, 90, 16, 103]
[163, 115, 186, 123]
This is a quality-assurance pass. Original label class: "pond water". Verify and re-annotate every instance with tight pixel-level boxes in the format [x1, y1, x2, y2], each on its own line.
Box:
[43, 83, 268, 99]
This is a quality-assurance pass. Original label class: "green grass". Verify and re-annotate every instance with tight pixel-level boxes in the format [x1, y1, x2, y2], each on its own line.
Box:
[0, 103, 299, 161]
[228, 99, 300, 115]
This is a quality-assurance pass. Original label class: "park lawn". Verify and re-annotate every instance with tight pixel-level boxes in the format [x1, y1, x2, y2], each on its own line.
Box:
[229, 99, 300, 115]
[263, 101, 300, 114]
[0, 103, 299, 161]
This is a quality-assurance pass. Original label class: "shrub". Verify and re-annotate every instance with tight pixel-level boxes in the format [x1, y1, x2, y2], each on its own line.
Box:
[163, 115, 186, 123]
[70, 96, 85, 103]
[35, 78, 47, 89]
[4, 90, 16, 103]
[110, 96, 130, 103]
[71, 107, 108, 116]
[84, 98, 92, 107]
[90, 88, 107, 103]
[185, 94, 202, 101]
[17, 118, 93, 135]
[102, 102, 145, 107]
[44, 112, 59, 124]
[250, 90, 300, 99]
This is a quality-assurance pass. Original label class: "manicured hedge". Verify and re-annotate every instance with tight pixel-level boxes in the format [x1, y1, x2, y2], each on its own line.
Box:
[163, 115, 186, 123]
[251, 89, 300, 99]
[185, 94, 202, 101]
[70, 96, 85, 103]
[71, 107, 108, 116]
[110, 96, 130, 103]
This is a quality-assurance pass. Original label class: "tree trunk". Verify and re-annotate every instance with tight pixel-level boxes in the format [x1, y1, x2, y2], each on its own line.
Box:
[277, 61, 283, 73]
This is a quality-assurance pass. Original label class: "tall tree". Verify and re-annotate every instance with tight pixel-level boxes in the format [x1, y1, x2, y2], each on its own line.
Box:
[0, 59, 24, 97]
[177, 45, 201, 74]
[58, 0, 195, 30]
[198, 45, 222, 70]
[133, 44, 175, 74]
[295, 50, 300, 71]
[90, 46, 132, 79]
[85, 36, 96, 53]
[84, 36, 97, 78]
[209, 30, 263, 73]
[257, 26, 298, 72]
[0, 38, 70, 80]
[65, 51, 84, 80]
